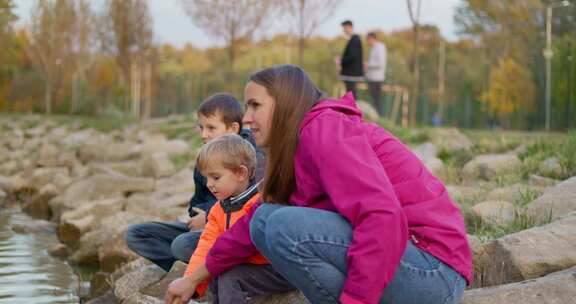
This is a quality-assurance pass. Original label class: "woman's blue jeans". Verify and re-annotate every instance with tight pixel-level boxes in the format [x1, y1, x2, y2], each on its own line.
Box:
[249, 204, 466, 304]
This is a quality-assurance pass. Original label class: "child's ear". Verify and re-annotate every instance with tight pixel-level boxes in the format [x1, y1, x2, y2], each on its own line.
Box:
[235, 165, 249, 181]
[230, 122, 240, 133]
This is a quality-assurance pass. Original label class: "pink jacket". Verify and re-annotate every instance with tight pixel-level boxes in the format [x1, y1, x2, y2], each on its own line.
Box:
[206, 93, 473, 304]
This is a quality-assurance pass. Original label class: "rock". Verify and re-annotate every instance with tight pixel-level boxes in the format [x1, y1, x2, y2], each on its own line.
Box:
[139, 136, 189, 156]
[123, 293, 163, 304]
[463, 154, 522, 180]
[70, 212, 156, 266]
[0, 189, 6, 206]
[471, 201, 515, 225]
[356, 100, 379, 121]
[485, 184, 541, 204]
[429, 128, 472, 151]
[142, 153, 176, 178]
[446, 185, 483, 205]
[88, 161, 144, 178]
[140, 261, 186, 299]
[98, 233, 140, 273]
[527, 176, 576, 220]
[412, 142, 438, 160]
[252, 291, 309, 304]
[79, 142, 140, 163]
[86, 289, 118, 304]
[539, 157, 563, 177]
[528, 175, 559, 187]
[114, 264, 166, 302]
[60, 129, 99, 150]
[48, 243, 70, 258]
[58, 197, 125, 246]
[421, 157, 445, 177]
[125, 192, 190, 217]
[49, 174, 155, 219]
[473, 213, 576, 287]
[467, 234, 482, 255]
[462, 267, 576, 304]
[155, 169, 196, 195]
[22, 188, 57, 219]
[12, 220, 56, 234]
[25, 167, 70, 192]
[37, 144, 59, 167]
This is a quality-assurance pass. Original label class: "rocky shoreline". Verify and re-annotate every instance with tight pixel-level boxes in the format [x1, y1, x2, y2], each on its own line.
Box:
[1, 115, 575, 303]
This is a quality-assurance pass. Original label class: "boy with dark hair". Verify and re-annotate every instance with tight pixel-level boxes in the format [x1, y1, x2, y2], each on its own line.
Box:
[124, 93, 264, 272]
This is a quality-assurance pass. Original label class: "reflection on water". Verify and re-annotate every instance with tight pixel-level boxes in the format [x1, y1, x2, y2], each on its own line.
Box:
[0, 209, 79, 304]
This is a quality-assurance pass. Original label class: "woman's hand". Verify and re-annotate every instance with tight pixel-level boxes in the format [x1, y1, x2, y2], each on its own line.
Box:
[164, 276, 197, 304]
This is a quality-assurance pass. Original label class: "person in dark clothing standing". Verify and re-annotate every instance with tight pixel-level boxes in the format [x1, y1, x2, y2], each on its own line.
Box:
[335, 20, 364, 99]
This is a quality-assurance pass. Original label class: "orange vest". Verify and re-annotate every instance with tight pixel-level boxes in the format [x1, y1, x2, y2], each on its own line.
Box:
[184, 192, 267, 296]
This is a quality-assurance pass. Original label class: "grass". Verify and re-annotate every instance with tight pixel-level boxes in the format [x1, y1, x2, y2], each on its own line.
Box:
[463, 187, 549, 241]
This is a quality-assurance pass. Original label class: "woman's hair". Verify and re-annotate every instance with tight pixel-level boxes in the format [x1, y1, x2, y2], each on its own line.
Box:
[249, 64, 324, 204]
[196, 134, 256, 178]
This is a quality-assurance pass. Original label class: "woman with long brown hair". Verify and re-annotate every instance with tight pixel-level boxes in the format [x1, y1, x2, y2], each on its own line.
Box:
[165, 65, 472, 304]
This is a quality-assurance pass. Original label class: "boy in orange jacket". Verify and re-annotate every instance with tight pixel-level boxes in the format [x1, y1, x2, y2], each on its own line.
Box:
[181, 134, 294, 303]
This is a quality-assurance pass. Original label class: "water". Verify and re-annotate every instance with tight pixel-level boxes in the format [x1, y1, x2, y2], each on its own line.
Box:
[0, 208, 80, 304]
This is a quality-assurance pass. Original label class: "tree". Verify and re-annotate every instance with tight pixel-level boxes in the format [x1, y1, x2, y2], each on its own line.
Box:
[70, 0, 96, 114]
[480, 57, 536, 124]
[0, 0, 18, 81]
[181, 0, 279, 69]
[102, 0, 153, 113]
[406, 0, 422, 126]
[29, 0, 78, 114]
[283, 0, 342, 65]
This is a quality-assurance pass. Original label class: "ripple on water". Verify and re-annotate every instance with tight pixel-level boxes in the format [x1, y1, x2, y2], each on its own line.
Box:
[0, 210, 79, 303]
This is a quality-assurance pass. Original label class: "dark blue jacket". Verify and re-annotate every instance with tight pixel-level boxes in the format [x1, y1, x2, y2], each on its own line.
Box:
[187, 129, 265, 217]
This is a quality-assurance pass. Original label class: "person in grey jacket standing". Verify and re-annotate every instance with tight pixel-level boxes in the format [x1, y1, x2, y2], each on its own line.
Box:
[365, 32, 387, 115]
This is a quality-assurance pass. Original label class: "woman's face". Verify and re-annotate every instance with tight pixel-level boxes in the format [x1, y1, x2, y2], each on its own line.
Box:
[243, 81, 275, 147]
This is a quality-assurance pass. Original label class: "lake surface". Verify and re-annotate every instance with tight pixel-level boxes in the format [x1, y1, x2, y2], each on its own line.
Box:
[0, 208, 80, 303]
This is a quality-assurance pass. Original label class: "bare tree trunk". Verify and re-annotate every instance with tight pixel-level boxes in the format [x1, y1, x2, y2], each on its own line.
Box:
[45, 81, 52, 115]
[438, 38, 446, 120]
[407, 0, 422, 126]
[298, 0, 305, 65]
[409, 24, 420, 125]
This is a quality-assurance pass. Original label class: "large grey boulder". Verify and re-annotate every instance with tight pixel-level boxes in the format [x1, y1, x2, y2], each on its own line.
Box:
[462, 267, 576, 304]
[463, 154, 522, 180]
[473, 213, 576, 287]
[49, 174, 155, 218]
[446, 185, 483, 205]
[485, 184, 543, 204]
[470, 200, 515, 225]
[429, 128, 472, 151]
[114, 264, 166, 302]
[527, 176, 576, 220]
[59, 197, 125, 246]
[70, 212, 155, 266]
[142, 152, 176, 178]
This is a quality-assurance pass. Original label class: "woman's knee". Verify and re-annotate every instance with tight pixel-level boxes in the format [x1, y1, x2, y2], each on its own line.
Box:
[249, 204, 285, 250]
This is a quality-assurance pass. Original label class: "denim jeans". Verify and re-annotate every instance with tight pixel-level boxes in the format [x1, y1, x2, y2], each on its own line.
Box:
[249, 204, 466, 304]
[124, 221, 201, 271]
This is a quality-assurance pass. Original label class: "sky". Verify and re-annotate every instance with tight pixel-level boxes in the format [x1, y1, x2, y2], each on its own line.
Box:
[14, 0, 463, 49]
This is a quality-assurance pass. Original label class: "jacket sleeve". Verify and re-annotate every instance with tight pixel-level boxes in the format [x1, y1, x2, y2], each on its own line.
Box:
[184, 204, 222, 277]
[188, 168, 216, 216]
[301, 115, 408, 304]
[204, 203, 260, 277]
[183, 204, 222, 296]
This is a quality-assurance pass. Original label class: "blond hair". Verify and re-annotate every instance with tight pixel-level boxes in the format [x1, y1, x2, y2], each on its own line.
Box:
[197, 134, 256, 178]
